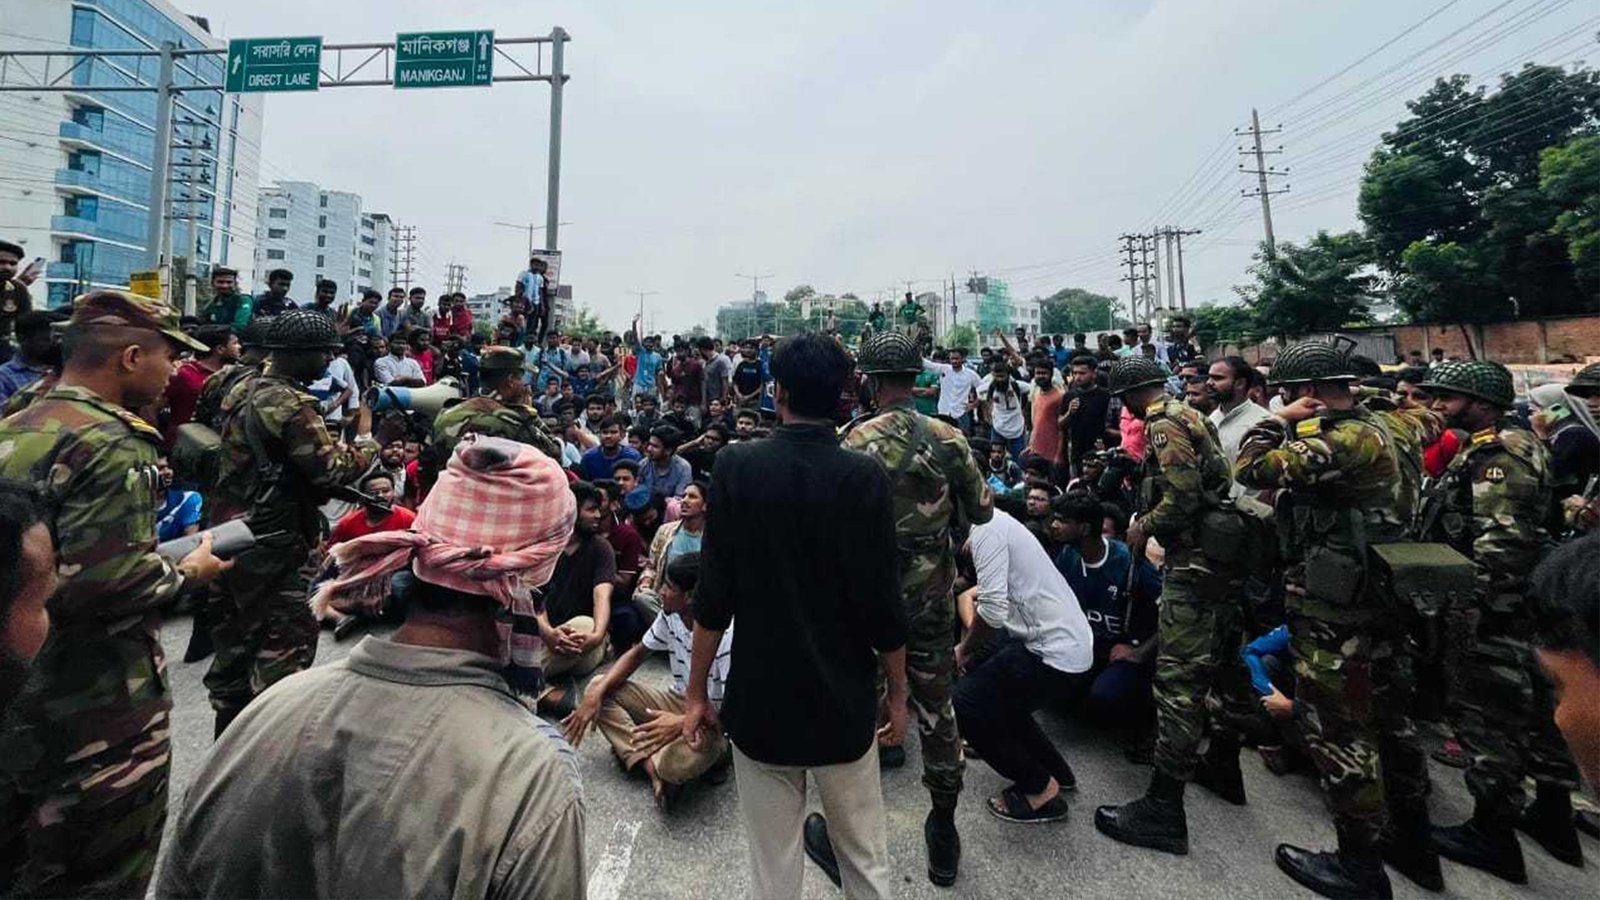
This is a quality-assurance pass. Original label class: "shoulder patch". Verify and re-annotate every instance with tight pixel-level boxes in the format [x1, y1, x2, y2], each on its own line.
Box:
[1151, 430, 1169, 448]
[1295, 418, 1323, 438]
[1471, 428, 1497, 446]
[1481, 465, 1506, 484]
[1287, 439, 1312, 455]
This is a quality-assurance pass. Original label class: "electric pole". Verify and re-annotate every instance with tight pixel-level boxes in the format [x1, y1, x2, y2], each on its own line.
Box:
[1237, 108, 1289, 258]
[444, 262, 468, 294]
[1136, 234, 1155, 324]
[1118, 234, 1140, 326]
[1161, 227, 1177, 313]
[628, 289, 658, 336]
[391, 225, 417, 290]
[735, 271, 774, 340]
[1172, 228, 1201, 310]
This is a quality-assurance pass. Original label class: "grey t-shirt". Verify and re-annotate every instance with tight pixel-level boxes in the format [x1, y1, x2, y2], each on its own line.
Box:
[703, 352, 734, 405]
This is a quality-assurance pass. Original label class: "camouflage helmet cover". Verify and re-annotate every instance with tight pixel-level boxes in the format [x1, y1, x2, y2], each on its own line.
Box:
[259, 309, 343, 351]
[1419, 359, 1515, 408]
[1567, 362, 1600, 394]
[858, 330, 922, 375]
[1268, 338, 1360, 387]
[237, 317, 272, 349]
[1107, 356, 1168, 395]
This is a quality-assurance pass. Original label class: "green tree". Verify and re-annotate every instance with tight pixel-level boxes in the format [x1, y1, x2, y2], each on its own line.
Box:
[1188, 303, 1262, 350]
[783, 284, 816, 304]
[563, 305, 605, 339]
[943, 323, 977, 352]
[1540, 134, 1600, 291]
[1037, 287, 1126, 334]
[1359, 64, 1600, 321]
[1235, 231, 1377, 340]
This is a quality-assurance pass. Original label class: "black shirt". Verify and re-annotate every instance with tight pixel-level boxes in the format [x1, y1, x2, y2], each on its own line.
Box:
[695, 423, 907, 766]
[1063, 386, 1112, 464]
[731, 359, 763, 396]
[541, 533, 617, 626]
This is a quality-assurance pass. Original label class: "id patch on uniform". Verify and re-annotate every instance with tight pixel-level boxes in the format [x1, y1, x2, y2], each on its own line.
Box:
[1295, 418, 1323, 438]
[1481, 465, 1506, 484]
[1151, 431, 1169, 448]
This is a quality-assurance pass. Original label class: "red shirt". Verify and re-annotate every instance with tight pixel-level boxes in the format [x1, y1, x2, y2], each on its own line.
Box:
[413, 348, 435, 384]
[601, 515, 646, 577]
[327, 505, 416, 546]
[164, 358, 220, 444]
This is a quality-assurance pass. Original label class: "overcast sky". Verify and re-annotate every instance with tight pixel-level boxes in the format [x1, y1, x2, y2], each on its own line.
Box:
[205, 0, 1593, 333]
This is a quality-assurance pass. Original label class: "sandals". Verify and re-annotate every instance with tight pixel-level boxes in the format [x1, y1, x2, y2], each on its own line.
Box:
[987, 786, 1069, 824]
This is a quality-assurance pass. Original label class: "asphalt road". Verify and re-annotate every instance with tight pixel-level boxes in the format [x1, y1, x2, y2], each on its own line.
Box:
[155, 615, 1596, 899]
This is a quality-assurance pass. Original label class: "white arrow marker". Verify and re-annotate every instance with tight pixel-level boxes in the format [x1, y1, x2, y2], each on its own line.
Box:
[231, 55, 240, 74]
[478, 34, 490, 61]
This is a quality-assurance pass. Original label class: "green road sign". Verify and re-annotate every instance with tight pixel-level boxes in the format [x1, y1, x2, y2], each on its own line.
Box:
[225, 37, 322, 93]
[394, 30, 494, 89]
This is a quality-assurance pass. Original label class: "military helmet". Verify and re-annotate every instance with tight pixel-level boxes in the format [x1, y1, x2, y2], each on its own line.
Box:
[477, 345, 527, 373]
[1106, 356, 1167, 395]
[857, 330, 922, 375]
[1267, 338, 1359, 387]
[237, 317, 271, 349]
[259, 309, 343, 351]
[1419, 360, 1515, 408]
[1567, 362, 1600, 396]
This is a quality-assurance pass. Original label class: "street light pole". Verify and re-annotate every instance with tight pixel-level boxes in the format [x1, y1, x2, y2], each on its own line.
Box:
[736, 271, 774, 340]
[545, 27, 568, 252]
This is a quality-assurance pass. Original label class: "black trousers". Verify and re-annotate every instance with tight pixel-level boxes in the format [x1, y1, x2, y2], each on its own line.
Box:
[955, 639, 1087, 795]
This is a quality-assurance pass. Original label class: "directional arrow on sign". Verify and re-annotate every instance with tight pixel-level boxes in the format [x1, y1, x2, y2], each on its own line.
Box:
[478, 33, 490, 62]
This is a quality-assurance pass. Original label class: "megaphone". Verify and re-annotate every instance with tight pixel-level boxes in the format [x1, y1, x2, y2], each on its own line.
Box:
[367, 376, 464, 416]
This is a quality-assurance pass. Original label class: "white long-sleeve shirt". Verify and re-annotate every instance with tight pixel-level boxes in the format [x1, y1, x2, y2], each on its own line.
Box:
[969, 509, 1094, 674]
[923, 358, 982, 419]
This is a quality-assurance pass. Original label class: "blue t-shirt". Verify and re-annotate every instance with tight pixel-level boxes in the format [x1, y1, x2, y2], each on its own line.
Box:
[157, 489, 204, 542]
[633, 349, 663, 393]
[578, 444, 641, 482]
[639, 454, 693, 497]
[1242, 624, 1291, 696]
[1054, 538, 1160, 650]
[668, 523, 703, 566]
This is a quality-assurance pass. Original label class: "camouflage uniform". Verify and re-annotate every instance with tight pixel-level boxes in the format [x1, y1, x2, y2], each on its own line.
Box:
[192, 358, 262, 431]
[429, 395, 562, 464]
[1137, 396, 1255, 782]
[1421, 422, 1579, 818]
[205, 370, 375, 729]
[0, 376, 51, 417]
[0, 293, 207, 898]
[843, 399, 993, 803]
[1234, 407, 1429, 849]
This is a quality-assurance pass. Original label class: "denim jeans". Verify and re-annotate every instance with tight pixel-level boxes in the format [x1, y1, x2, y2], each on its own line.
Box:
[955, 639, 1086, 795]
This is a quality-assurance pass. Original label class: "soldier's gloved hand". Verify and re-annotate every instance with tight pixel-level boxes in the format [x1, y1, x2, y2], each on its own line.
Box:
[177, 532, 234, 586]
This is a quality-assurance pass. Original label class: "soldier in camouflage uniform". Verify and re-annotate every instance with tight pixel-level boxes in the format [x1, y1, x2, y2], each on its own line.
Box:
[1419, 361, 1583, 883]
[427, 345, 562, 470]
[1094, 356, 1256, 856]
[809, 330, 992, 888]
[1233, 339, 1436, 899]
[0, 292, 230, 898]
[191, 317, 270, 431]
[205, 310, 377, 737]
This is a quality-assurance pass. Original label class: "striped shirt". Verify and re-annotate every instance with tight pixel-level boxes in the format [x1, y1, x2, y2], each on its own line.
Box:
[643, 611, 732, 707]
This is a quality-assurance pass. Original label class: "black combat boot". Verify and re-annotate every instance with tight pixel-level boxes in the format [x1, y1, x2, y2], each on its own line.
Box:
[1382, 799, 1444, 891]
[1276, 823, 1393, 900]
[1432, 807, 1527, 885]
[1191, 734, 1247, 805]
[802, 813, 842, 888]
[1516, 782, 1584, 868]
[925, 796, 960, 887]
[1094, 770, 1189, 855]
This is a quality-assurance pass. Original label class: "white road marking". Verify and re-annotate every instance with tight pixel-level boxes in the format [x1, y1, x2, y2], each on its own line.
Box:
[587, 818, 643, 900]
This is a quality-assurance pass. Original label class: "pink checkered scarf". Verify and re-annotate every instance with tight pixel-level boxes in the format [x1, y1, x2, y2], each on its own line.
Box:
[311, 436, 576, 638]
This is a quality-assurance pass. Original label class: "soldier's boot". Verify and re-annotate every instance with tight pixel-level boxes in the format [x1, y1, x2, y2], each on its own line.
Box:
[1381, 799, 1444, 892]
[1276, 823, 1393, 900]
[925, 795, 960, 888]
[802, 813, 842, 888]
[1093, 770, 1189, 855]
[1516, 782, 1584, 868]
[1191, 735, 1247, 806]
[1432, 808, 1527, 885]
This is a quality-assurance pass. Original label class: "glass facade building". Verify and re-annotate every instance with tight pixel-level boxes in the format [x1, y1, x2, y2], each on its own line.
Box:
[0, 0, 262, 307]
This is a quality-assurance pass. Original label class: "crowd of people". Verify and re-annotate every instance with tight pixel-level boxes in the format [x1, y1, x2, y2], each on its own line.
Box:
[0, 246, 1595, 899]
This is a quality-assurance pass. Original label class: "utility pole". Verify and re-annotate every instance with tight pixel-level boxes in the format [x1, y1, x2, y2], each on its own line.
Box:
[1135, 234, 1154, 324]
[1118, 234, 1141, 326]
[1172, 228, 1201, 310]
[1162, 227, 1178, 313]
[545, 27, 568, 252]
[144, 42, 176, 268]
[735, 271, 773, 341]
[443, 262, 467, 294]
[391, 225, 417, 290]
[628, 289, 658, 333]
[1237, 108, 1289, 258]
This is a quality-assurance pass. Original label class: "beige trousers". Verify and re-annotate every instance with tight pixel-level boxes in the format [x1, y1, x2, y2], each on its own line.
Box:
[536, 614, 608, 677]
[732, 743, 892, 900]
[595, 682, 727, 785]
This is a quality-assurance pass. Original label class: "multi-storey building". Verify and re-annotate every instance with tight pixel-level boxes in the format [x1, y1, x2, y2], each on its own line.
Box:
[253, 179, 393, 301]
[0, 0, 263, 307]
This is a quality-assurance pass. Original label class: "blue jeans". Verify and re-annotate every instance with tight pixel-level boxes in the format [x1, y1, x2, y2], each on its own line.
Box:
[1080, 658, 1154, 726]
[991, 430, 1026, 464]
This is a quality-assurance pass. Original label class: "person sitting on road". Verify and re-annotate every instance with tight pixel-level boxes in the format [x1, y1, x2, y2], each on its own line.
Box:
[562, 552, 733, 811]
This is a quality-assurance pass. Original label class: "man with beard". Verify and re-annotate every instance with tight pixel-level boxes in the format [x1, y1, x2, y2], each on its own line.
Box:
[0, 484, 53, 717]
[202, 265, 252, 329]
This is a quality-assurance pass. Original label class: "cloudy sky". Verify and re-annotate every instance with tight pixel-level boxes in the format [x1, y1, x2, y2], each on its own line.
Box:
[204, 0, 1593, 332]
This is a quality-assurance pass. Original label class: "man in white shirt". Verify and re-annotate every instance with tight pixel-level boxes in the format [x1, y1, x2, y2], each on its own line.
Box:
[1206, 357, 1272, 466]
[976, 364, 1029, 460]
[372, 335, 426, 387]
[954, 508, 1094, 824]
[923, 349, 982, 431]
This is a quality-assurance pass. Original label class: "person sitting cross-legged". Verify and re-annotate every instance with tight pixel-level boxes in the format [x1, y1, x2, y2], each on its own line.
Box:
[562, 552, 732, 810]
